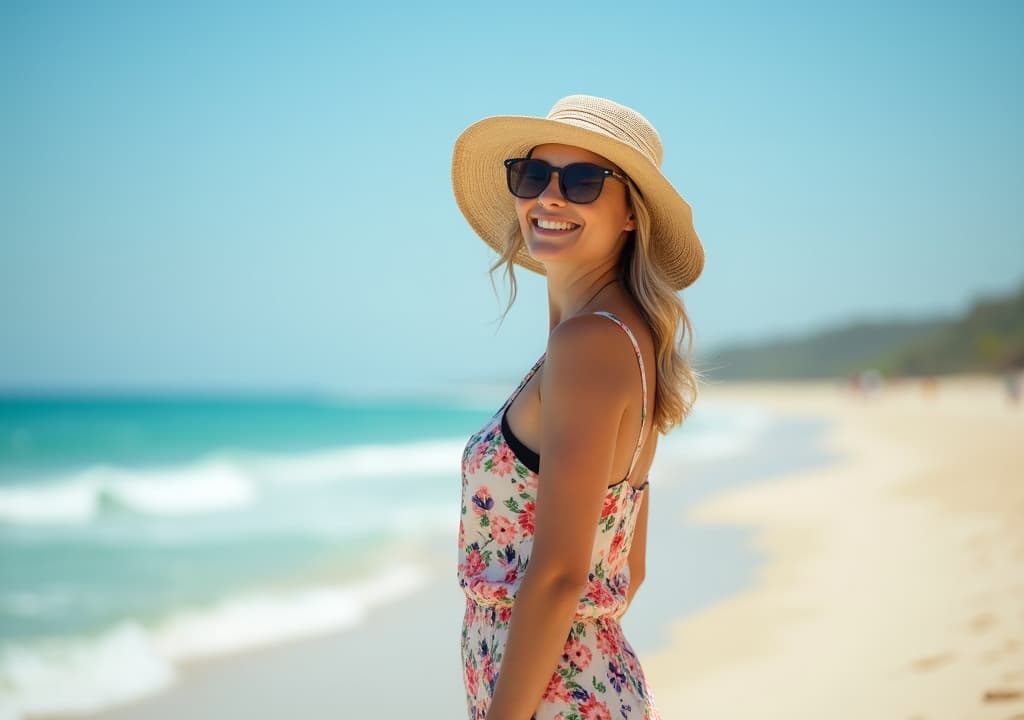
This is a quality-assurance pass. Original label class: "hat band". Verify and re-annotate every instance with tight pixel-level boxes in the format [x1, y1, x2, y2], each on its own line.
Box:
[547, 108, 661, 167]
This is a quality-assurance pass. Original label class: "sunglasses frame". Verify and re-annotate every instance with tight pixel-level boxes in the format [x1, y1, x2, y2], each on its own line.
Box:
[503, 157, 630, 204]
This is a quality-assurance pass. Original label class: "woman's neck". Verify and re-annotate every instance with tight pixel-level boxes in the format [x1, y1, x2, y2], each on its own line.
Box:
[547, 269, 621, 332]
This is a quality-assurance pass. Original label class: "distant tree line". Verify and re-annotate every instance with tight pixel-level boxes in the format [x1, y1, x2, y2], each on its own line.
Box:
[699, 281, 1024, 381]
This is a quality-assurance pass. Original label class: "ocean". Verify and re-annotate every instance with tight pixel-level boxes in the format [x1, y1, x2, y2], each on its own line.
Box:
[0, 391, 817, 719]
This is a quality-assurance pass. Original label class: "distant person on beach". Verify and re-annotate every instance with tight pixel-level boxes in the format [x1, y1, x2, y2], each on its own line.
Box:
[1004, 368, 1022, 406]
[451, 95, 704, 719]
[921, 375, 939, 399]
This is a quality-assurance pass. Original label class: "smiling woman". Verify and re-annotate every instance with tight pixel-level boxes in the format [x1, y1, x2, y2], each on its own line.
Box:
[451, 95, 705, 720]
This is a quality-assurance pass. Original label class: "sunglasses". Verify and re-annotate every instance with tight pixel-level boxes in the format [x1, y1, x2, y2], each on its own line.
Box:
[504, 157, 629, 204]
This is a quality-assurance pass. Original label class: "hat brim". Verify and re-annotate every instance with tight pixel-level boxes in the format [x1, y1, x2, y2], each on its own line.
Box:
[451, 115, 704, 291]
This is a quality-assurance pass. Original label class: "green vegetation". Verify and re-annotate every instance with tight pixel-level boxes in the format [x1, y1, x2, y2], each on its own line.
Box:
[699, 281, 1024, 381]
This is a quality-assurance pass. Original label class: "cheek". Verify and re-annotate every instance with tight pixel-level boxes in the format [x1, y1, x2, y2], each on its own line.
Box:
[595, 196, 631, 233]
[581, 206, 622, 238]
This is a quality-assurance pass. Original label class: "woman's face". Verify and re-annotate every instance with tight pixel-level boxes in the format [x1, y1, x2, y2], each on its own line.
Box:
[514, 143, 635, 272]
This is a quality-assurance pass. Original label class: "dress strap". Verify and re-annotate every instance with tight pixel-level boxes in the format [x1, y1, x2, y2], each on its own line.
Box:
[502, 352, 547, 412]
[591, 311, 648, 482]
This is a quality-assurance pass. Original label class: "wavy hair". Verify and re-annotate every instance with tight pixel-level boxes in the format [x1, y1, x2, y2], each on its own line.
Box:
[487, 180, 702, 434]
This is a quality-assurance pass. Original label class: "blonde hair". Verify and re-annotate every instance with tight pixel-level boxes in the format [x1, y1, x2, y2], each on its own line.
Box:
[487, 180, 702, 434]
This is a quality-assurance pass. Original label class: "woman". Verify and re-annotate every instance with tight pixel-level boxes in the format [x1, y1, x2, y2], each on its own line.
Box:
[452, 95, 704, 720]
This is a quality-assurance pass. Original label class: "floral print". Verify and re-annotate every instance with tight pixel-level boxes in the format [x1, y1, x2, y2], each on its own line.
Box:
[457, 311, 660, 719]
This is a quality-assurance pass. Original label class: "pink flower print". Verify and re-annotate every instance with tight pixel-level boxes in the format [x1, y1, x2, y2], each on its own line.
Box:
[607, 531, 625, 566]
[517, 500, 536, 536]
[564, 639, 592, 671]
[490, 516, 516, 546]
[463, 549, 486, 577]
[471, 487, 493, 516]
[578, 694, 612, 720]
[595, 625, 622, 657]
[601, 493, 618, 519]
[491, 444, 515, 477]
[464, 661, 478, 695]
[481, 651, 495, 685]
[498, 606, 512, 624]
[473, 582, 508, 604]
[541, 670, 571, 704]
[585, 578, 615, 608]
[503, 566, 518, 584]
[466, 442, 486, 474]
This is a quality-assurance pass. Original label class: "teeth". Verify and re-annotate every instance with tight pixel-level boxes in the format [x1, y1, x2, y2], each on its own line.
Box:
[536, 219, 579, 231]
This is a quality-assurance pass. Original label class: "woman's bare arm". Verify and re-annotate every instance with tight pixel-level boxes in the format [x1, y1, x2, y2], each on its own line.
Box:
[484, 315, 637, 720]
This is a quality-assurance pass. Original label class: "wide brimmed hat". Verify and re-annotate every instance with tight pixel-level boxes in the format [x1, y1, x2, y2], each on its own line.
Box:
[451, 94, 704, 291]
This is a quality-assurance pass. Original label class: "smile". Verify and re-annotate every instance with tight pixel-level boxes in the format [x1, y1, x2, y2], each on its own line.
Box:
[532, 218, 580, 231]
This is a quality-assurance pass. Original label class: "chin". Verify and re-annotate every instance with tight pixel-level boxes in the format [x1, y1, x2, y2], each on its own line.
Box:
[527, 236, 579, 257]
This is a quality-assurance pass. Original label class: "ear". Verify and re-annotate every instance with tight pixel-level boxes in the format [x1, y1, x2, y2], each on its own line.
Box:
[623, 212, 636, 232]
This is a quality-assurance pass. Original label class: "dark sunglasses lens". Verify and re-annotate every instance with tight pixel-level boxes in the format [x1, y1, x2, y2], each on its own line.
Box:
[562, 163, 607, 203]
[507, 159, 550, 198]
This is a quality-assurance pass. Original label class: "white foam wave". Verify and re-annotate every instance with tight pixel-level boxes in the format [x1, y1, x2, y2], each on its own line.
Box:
[0, 622, 175, 719]
[248, 438, 467, 486]
[0, 438, 468, 527]
[0, 459, 256, 525]
[155, 563, 428, 660]
[658, 400, 776, 464]
[0, 563, 430, 719]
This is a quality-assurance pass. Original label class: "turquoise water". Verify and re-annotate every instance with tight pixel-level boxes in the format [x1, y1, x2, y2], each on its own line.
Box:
[1, 396, 489, 633]
[0, 395, 489, 476]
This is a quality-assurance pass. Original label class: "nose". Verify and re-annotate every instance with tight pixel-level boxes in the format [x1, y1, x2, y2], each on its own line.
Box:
[536, 169, 567, 206]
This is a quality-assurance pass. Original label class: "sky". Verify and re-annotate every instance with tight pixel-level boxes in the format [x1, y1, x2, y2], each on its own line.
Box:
[1, 1, 1021, 397]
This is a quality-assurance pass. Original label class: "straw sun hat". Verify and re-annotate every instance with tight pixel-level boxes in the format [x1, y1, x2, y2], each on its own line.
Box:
[451, 94, 704, 291]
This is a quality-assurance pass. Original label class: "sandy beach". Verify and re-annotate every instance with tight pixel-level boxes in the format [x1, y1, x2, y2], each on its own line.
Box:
[645, 374, 1024, 719]
[76, 373, 1024, 720]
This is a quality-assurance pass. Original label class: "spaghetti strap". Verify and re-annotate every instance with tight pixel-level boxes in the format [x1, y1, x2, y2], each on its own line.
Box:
[591, 311, 648, 482]
[501, 352, 546, 413]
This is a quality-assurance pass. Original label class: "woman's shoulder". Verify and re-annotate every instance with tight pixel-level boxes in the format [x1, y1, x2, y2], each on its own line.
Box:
[546, 309, 650, 384]
[539, 317, 635, 422]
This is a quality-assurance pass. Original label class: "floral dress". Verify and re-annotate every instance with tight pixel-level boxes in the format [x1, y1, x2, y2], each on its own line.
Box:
[457, 311, 661, 720]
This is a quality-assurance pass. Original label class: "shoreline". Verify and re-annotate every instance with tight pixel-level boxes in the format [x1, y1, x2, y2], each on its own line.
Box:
[644, 374, 1024, 719]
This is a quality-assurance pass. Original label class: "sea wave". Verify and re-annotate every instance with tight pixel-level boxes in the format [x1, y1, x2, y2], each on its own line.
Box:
[0, 622, 175, 719]
[0, 459, 256, 525]
[0, 405, 764, 528]
[657, 400, 776, 464]
[0, 563, 429, 720]
[0, 438, 467, 526]
[155, 562, 427, 659]
[247, 438, 466, 486]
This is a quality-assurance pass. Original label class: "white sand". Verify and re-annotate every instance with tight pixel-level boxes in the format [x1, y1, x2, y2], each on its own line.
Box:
[644, 375, 1024, 719]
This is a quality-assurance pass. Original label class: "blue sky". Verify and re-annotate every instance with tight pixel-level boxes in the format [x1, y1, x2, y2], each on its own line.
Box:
[1, 1, 1021, 397]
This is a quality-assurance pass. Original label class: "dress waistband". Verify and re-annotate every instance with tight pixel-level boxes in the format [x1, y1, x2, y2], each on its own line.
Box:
[462, 581, 627, 621]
